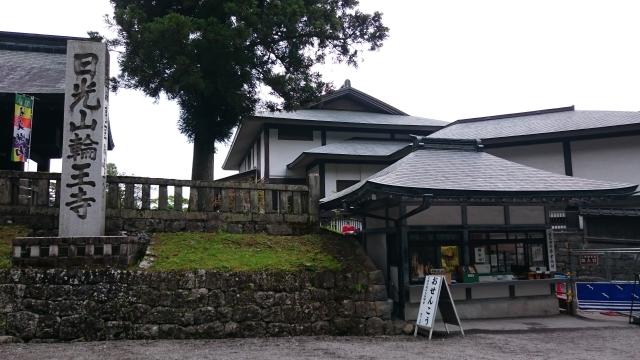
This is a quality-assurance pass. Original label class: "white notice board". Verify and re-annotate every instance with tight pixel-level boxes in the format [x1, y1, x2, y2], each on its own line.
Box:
[415, 275, 464, 340]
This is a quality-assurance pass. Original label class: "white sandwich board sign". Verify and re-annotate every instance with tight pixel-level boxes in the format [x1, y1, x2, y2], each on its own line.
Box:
[414, 275, 464, 340]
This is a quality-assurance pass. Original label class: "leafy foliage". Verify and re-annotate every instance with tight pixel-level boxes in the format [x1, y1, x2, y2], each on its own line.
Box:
[107, 0, 388, 179]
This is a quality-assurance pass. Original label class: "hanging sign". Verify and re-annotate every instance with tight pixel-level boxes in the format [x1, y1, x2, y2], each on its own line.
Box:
[11, 93, 35, 162]
[415, 275, 464, 340]
[546, 229, 557, 272]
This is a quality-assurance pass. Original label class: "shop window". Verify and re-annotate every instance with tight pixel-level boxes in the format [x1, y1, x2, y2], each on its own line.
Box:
[409, 232, 462, 284]
[470, 231, 547, 278]
[277, 127, 313, 141]
[336, 180, 359, 192]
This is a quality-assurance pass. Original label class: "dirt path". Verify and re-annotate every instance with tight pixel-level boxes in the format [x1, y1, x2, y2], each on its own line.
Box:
[2, 327, 639, 360]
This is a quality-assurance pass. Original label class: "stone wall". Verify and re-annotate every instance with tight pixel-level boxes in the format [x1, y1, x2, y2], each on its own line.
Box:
[553, 231, 584, 275]
[0, 207, 312, 237]
[0, 268, 393, 342]
[554, 231, 640, 280]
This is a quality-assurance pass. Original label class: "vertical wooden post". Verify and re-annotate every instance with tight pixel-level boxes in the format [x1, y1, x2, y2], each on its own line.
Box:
[107, 182, 120, 209]
[279, 190, 290, 214]
[158, 185, 168, 210]
[292, 192, 302, 215]
[174, 186, 183, 211]
[265, 190, 274, 213]
[10, 177, 19, 205]
[250, 190, 260, 214]
[141, 184, 151, 210]
[0, 178, 11, 205]
[124, 183, 135, 209]
[33, 179, 49, 206]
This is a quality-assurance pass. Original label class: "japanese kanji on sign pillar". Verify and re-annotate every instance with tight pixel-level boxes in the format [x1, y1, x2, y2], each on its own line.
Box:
[414, 275, 464, 340]
[59, 40, 109, 237]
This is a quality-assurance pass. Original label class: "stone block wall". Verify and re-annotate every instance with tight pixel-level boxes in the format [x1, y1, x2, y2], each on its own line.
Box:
[554, 231, 640, 280]
[0, 207, 312, 237]
[553, 231, 584, 274]
[0, 268, 393, 342]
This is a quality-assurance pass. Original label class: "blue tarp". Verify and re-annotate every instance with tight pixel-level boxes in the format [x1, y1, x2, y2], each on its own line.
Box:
[576, 282, 640, 312]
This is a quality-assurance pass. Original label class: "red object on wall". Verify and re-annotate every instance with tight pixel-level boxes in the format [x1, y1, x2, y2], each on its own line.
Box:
[342, 223, 357, 235]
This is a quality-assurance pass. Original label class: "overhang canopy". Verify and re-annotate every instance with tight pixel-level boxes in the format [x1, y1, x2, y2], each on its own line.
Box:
[320, 138, 638, 208]
[287, 139, 411, 169]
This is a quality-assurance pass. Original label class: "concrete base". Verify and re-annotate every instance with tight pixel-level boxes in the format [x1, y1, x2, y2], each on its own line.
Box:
[11, 235, 147, 268]
[405, 295, 560, 321]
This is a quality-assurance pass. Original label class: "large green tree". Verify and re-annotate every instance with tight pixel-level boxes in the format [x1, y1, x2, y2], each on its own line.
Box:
[109, 0, 388, 180]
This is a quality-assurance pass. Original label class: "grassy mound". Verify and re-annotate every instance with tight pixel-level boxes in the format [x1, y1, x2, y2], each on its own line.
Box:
[149, 231, 373, 272]
[0, 225, 30, 268]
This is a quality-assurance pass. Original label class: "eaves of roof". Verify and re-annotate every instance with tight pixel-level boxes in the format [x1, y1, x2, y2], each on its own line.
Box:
[287, 140, 411, 169]
[320, 139, 638, 209]
[222, 112, 445, 171]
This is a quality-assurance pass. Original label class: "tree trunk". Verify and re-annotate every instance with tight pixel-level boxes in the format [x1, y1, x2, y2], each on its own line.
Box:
[191, 131, 215, 181]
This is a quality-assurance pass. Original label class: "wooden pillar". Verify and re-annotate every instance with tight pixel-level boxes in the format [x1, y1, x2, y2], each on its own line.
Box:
[398, 201, 410, 320]
[462, 204, 470, 266]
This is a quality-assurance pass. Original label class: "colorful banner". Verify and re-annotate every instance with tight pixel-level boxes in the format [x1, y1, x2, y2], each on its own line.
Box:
[11, 93, 34, 162]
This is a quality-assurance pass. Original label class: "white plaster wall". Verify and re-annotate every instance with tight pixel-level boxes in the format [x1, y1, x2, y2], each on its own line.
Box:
[268, 129, 321, 179]
[325, 131, 391, 143]
[488, 143, 565, 175]
[406, 205, 462, 225]
[571, 135, 640, 186]
[259, 131, 266, 180]
[509, 206, 546, 225]
[467, 206, 505, 225]
[324, 163, 387, 195]
[252, 142, 256, 169]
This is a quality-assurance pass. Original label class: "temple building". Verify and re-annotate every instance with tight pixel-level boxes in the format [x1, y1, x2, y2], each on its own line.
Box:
[319, 137, 637, 319]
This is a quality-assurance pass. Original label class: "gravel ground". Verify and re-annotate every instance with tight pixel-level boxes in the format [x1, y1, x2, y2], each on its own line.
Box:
[2, 327, 640, 360]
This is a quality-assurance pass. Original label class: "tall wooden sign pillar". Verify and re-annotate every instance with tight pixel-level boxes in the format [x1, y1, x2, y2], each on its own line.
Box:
[59, 40, 109, 236]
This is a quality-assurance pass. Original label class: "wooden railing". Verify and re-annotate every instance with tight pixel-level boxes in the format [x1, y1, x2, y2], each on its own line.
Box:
[321, 216, 363, 234]
[0, 170, 312, 216]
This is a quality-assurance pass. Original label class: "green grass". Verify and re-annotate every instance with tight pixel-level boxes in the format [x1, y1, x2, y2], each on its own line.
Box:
[0, 225, 30, 268]
[149, 232, 368, 272]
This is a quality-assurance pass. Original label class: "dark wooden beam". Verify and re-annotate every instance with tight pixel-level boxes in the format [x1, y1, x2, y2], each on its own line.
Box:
[563, 141, 573, 176]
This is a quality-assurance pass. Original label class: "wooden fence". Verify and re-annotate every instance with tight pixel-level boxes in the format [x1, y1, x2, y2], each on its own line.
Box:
[0, 170, 312, 216]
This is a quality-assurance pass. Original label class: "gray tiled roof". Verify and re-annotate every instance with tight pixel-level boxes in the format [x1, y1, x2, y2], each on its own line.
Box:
[255, 109, 447, 127]
[431, 109, 640, 140]
[0, 49, 66, 93]
[320, 145, 637, 205]
[304, 140, 409, 156]
[287, 139, 410, 169]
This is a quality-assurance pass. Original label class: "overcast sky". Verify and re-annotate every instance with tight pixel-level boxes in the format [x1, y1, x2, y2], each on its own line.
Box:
[2, 1, 640, 179]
